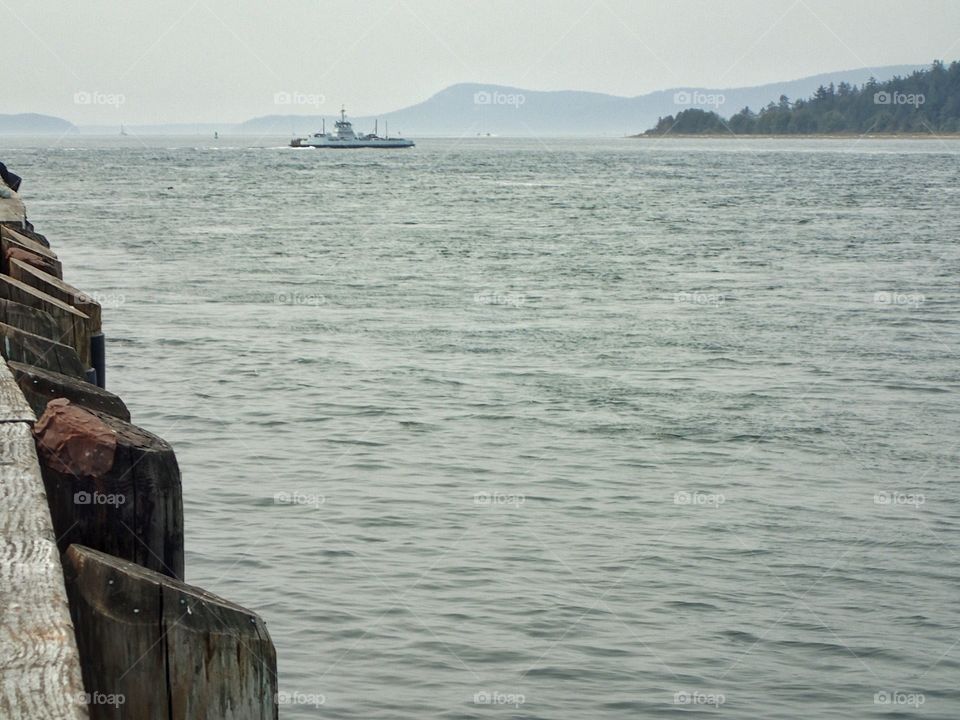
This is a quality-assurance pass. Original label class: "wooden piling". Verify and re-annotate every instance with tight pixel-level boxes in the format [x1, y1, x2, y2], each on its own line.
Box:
[0, 225, 62, 279]
[0, 275, 93, 367]
[5, 246, 63, 279]
[33, 399, 184, 580]
[0, 321, 87, 378]
[0, 222, 52, 248]
[0, 297, 62, 341]
[63, 545, 278, 720]
[8, 259, 102, 333]
[7, 361, 130, 422]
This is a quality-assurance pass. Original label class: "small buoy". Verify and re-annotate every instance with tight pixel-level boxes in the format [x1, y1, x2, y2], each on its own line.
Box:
[133, 608, 140, 614]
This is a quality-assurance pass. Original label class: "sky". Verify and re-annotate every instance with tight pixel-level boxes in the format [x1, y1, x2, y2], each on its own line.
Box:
[3, 0, 960, 125]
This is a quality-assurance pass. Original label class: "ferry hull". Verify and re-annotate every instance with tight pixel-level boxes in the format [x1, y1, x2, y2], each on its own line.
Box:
[292, 139, 414, 149]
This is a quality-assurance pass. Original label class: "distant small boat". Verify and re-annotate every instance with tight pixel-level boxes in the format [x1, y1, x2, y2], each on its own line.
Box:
[214, 131, 219, 139]
[291, 106, 414, 149]
[120, 124, 128, 136]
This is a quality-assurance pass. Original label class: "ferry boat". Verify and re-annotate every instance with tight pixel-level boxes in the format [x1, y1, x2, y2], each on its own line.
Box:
[291, 107, 414, 149]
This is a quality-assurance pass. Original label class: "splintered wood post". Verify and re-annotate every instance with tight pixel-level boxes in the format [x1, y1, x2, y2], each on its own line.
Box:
[7, 361, 130, 421]
[0, 225, 62, 279]
[33, 399, 184, 580]
[0, 365, 88, 719]
[0, 275, 93, 367]
[8, 259, 103, 332]
[63, 545, 278, 720]
[0, 321, 87, 378]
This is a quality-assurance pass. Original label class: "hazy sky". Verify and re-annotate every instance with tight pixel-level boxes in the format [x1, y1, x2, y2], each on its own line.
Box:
[4, 0, 959, 124]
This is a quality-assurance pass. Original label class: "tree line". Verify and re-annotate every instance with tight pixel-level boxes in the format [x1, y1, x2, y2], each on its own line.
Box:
[645, 61, 960, 135]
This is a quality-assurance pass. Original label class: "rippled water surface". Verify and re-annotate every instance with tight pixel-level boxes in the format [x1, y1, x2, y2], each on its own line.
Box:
[5, 136, 959, 718]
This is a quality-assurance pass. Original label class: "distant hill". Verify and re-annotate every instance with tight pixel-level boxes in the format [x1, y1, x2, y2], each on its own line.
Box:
[235, 64, 923, 137]
[644, 61, 960, 135]
[0, 113, 77, 135]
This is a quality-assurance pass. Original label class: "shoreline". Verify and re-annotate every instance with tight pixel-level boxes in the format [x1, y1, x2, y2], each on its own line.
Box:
[632, 132, 960, 140]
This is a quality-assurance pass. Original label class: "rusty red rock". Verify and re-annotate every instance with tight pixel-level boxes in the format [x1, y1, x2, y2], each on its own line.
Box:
[33, 397, 117, 478]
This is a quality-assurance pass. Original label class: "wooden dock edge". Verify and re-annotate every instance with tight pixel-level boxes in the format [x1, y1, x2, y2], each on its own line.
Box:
[0, 361, 88, 720]
[0, 204, 278, 718]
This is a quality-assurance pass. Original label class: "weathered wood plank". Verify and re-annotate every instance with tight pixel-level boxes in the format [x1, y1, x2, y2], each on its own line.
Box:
[0, 422, 88, 720]
[0, 360, 36, 423]
[64, 545, 278, 720]
[0, 276, 92, 367]
[0, 321, 86, 379]
[0, 192, 27, 227]
[33, 399, 184, 579]
[8, 260, 102, 333]
[0, 226, 61, 279]
[7, 361, 129, 422]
